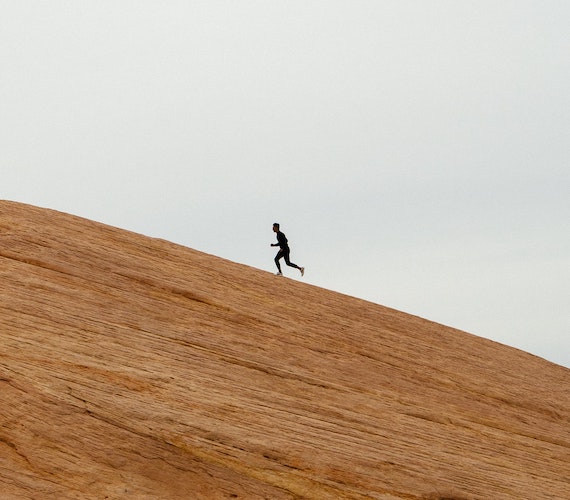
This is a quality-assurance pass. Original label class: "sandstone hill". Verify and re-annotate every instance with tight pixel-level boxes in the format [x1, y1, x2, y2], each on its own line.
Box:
[1, 200, 569, 499]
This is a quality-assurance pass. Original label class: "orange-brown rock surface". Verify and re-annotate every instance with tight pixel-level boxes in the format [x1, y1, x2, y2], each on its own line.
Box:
[1, 200, 569, 499]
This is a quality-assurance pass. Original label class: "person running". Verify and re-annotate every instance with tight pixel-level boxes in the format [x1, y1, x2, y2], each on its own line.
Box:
[271, 223, 305, 276]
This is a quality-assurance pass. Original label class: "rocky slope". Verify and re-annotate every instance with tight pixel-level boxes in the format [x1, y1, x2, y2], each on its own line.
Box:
[1, 200, 569, 499]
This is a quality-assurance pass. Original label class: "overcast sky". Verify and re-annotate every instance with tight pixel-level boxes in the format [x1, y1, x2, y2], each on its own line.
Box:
[2, 1, 569, 367]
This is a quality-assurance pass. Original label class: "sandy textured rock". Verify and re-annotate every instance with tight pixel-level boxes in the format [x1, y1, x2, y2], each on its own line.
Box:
[1, 200, 569, 499]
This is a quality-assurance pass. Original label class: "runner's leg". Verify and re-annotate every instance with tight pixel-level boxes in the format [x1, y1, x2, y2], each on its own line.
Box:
[274, 250, 283, 272]
[283, 249, 301, 270]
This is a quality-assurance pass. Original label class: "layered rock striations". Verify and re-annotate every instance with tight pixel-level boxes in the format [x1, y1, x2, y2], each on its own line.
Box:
[1, 201, 569, 499]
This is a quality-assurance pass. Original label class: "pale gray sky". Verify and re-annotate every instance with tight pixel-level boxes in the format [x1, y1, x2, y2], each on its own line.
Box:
[2, 1, 569, 367]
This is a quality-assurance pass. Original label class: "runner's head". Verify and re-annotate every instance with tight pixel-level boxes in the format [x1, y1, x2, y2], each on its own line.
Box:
[273, 223, 280, 232]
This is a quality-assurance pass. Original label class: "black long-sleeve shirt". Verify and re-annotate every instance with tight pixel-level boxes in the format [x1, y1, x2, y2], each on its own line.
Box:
[275, 231, 289, 250]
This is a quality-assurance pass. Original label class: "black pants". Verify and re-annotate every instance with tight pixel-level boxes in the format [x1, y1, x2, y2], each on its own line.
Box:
[275, 248, 300, 272]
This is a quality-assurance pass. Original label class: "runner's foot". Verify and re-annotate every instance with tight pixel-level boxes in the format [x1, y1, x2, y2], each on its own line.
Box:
[300, 267, 305, 277]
